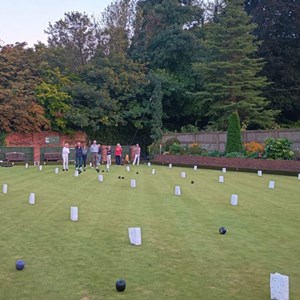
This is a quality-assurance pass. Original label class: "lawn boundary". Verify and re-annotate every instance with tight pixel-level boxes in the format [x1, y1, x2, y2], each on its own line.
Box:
[152, 154, 300, 175]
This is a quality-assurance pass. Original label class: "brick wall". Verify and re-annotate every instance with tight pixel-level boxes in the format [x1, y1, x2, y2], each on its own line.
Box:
[153, 154, 300, 173]
[6, 131, 87, 162]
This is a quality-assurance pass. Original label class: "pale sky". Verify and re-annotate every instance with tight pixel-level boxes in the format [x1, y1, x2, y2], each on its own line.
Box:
[0, 0, 113, 47]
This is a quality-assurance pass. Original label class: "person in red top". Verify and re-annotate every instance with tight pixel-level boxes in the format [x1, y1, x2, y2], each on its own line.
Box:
[115, 143, 122, 166]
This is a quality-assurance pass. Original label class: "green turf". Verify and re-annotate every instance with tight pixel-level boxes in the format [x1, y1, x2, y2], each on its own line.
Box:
[0, 164, 299, 299]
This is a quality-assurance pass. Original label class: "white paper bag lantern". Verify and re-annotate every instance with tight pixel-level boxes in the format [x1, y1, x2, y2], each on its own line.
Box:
[98, 174, 103, 182]
[89, 162, 92, 167]
[130, 179, 136, 188]
[74, 170, 79, 177]
[169, 163, 172, 168]
[126, 166, 130, 172]
[298, 173, 300, 180]
[219, 176, 224, 183]
[70, 206, 78, 221]
[128, 227, 142, 245]
[222, 168, 227, 173]
[230, 194, 238, 206]
[180, 172, 186, 178]
[270, 273, 289, 300]
[148, 162, 151, 167]
[152, 169, 156, 175]
[2, 184, 8, 194]
[174, 186, 181, 196]
[25, 163, 28, 168]
[193, 165, 197, 171]
[257, 170, 262, 176]
[269, 180, 275, 189]
[39, 165, 43, 171]
[55, 167, 59, 174]
[29, 193, 35, 205]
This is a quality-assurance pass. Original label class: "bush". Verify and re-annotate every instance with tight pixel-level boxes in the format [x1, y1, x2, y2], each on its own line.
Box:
[244, 141, 264, 158]
[148, 141, 165, 155]
[165, 138, 181, 151]
[187, 143, 204, 155]
[180, 124, 199, 133]
[224, 152, 246, 158]
[169, 143, 186, 155]
[207, 150, 224, 157]
[263, 138, 294, 160]
[225, 112, 243, 153]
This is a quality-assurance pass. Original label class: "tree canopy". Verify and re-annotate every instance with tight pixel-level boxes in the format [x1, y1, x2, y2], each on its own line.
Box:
[0, 0, 299, 144]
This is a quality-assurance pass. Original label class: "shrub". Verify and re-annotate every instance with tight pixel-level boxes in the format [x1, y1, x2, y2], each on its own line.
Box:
[180, 124, 199, 133]
[225, 152, 246, 158]
[244, 141, 264, 158]
[207, 150, 224, 157]
[263, 138, 294, 160]
[169, 143, 182, 155]
[225, 112, 243, 153]
[148, 141, 165, 155]
[165, 138, 181, 151]
[187, 143, 204, 155]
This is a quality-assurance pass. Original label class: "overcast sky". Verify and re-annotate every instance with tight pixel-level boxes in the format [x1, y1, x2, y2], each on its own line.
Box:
[0, 0, 113, 47]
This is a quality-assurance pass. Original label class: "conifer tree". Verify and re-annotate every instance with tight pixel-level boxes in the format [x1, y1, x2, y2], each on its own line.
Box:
[192, 0, 277, 130]
[225, 111, 243, 153]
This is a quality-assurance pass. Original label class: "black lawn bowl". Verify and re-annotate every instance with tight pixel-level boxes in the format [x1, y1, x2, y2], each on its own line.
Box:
[136, 172, 139, 175]
[118, 176, 121, 179]
[191, 181, 194, 184]
[219, 227, 227, 235]
[96, 169, 100, 173]
[16, 260, 25, 271]
[122, 177, 124, 179]
[116, 279, 126, 292]
[102, 170, 105, 173]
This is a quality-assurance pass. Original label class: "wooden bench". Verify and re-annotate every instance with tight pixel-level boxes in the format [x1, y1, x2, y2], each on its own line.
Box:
[44, 152, 61, 162]
[5, 152, 25, 162]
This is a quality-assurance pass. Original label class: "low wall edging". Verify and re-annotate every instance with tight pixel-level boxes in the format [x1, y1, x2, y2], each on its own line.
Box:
[152, 154, 300, 173]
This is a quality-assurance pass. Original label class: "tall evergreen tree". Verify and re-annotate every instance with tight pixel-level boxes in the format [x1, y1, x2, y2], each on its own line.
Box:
[192, 0, 277, 130]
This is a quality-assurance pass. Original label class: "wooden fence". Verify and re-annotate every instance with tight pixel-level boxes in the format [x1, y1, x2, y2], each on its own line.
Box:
[162, 129, 300, 152]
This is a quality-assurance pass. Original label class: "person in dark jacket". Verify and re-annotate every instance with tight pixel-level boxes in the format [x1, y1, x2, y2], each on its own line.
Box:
[75, 142, 83, 171]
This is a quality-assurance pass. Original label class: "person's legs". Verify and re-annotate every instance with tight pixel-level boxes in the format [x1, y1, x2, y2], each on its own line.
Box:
[75, 156, 79, 169]
[79, 157, 83, 170]
[65, 156, 69, 170]
[137, 154, 140, 165]
[83, 155, 87, 169]
[109, 155, 112, 165]
[133, 154, 137, 165]
[63, 155, 66, 170]
[92, 153, 97, 168]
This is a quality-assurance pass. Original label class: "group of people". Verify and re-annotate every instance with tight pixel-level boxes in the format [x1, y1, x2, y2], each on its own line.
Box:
[61, 141, 141, 172]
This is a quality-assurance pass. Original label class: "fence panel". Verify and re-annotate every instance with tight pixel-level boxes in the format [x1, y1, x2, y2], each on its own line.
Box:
[162, 129, 300, 151]
[0, 147, 33, 162]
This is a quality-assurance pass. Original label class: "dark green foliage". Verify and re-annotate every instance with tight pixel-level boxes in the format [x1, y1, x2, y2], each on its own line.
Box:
[192, 0, 277, 130]
[225, 112, 243, 153]
[0, 131, 6, 146]
[225, 152, 246, 158]
[165, 137, 181, 151]
[263, 138, 294, 160]
[245, 0, 300, 126]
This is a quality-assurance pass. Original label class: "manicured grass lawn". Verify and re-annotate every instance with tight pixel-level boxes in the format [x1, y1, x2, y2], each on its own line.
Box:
[0, 163, 300, 299]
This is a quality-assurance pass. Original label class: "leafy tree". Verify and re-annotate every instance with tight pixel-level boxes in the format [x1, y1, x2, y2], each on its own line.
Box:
[192, 0, 277, 130]
[225, 111, 243, 153]
[245, 0, 300, 125]
[45, 12, 98, 72]
[129, 0, 204, 131]
[36, 66, 72, 133]
[0, 43, 49, 132]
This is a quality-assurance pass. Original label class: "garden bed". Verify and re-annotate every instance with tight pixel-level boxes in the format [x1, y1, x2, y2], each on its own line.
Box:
[152, 154, 300, 174]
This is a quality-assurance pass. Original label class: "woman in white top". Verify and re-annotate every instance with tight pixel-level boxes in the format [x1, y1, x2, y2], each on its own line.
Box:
[62, 142, 70, 171]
